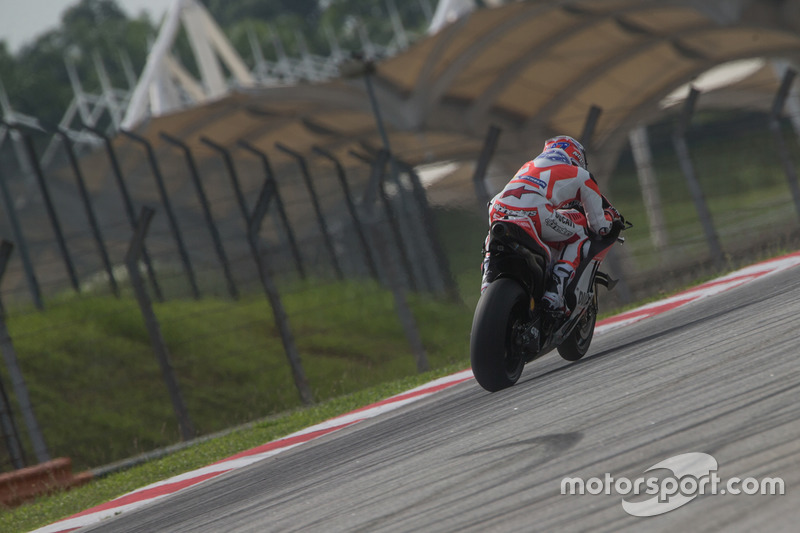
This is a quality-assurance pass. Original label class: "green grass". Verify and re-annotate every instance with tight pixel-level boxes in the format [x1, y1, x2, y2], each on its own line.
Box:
[0, 280, 474, 474]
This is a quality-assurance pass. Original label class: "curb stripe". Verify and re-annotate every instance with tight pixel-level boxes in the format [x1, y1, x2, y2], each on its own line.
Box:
[72, 471, 226, 518]
[215, 423, 358, 464]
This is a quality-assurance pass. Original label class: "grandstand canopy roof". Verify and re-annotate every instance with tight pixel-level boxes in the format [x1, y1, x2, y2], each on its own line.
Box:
[131, 0, 800, 177]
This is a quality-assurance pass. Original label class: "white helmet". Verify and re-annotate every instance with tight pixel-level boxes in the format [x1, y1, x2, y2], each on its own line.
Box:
[542, 135, 587, 170]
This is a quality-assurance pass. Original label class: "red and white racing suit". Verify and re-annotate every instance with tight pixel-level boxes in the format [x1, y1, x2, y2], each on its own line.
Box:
[487, 153, 612, 301]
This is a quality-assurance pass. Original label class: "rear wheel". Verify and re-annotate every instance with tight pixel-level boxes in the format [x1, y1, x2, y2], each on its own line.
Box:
[558, 291, 597, 361]
[470, 278, 529, 392]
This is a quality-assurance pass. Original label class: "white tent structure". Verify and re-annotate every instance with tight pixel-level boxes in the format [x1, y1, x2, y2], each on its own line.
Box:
[121, 0, 255, 130]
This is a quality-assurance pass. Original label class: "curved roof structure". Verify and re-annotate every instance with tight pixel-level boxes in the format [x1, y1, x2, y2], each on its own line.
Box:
[130, 0, 800, 178]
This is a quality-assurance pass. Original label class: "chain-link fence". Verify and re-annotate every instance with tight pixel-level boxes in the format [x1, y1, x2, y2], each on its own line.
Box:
[0, 125, 469, 473]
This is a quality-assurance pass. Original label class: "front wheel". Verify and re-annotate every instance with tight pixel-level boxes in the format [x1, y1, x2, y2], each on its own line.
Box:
[558, 292, 597, 361]
[470, 278, 529, 392]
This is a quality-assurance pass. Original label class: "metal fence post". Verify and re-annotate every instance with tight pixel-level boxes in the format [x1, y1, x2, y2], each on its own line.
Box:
[238, 140, 306, 279]
[672, 87, 725, 269]
[374, 230, 429, 373]
[345, 153, 428, 370]
[83, 125, 162, 301]
[247, 190, 314, 405]
[0, 240, 50, 463]
[199, 136, 250, 223]
[0, 159, 42, 309]
[581, 105, 633, 301]
[340, 59, 429, 370]
[351, 150, 419, 291]
[56, 129, 119, 296]
[0, 241, 7, 319]
[768, 68, 800, 220]
[580, 105, 603, 148]
[120, 130, 200, 299]
[275, 142, 344, 280]
[399, 160, 464, 304]
[160, 132, 239, 300]
[0, 241, 26, 469]
[16, 127, 80, 292]
[0, 372, 25, 469]
[125, 208, 195, 441]
[312, 146, 379, 280]
[361, 62, 404, 206]
[385, 163, 436, 293]
[472, 124, 501, 208]
[629, 125, 668, 250]
[351, 156, 429, 371]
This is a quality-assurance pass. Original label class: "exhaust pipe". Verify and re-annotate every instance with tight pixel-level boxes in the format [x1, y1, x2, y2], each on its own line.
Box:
[491, 222, 509, 238]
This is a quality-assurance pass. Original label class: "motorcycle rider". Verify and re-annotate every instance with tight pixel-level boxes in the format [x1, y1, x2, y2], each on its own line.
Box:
[486, 135, 620, 315]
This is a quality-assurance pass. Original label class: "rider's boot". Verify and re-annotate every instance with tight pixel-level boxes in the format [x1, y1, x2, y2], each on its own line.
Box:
[542, 263, 575, 316]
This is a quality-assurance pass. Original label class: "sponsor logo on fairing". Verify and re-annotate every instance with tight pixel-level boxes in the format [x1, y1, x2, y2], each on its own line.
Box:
[545, 216, 573, 236]
[544, 211, 576, 236]
[554, 211, 575, 227]
[493, 204, 538, 218]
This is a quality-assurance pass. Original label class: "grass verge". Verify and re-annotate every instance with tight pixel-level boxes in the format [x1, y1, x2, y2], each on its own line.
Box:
[0, 279, 474, 472]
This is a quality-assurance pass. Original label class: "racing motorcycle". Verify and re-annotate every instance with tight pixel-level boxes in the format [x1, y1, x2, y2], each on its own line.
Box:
[470, 212, 630, 392]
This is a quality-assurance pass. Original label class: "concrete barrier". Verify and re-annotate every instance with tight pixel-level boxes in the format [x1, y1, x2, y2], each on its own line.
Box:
[0, 458, 92, 508]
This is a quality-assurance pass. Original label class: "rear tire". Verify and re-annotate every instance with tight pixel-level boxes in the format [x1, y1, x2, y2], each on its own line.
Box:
[558, 294, 597, 362]
[470, 278, 529, 392]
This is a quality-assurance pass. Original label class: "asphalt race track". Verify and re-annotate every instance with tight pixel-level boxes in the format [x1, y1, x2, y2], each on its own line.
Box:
[83, 267, 799, 532]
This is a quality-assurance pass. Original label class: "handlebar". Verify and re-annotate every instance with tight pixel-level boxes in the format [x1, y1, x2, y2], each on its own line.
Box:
[591, 218, 632, 245]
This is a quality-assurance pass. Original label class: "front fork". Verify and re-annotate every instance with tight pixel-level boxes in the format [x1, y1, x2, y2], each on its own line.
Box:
[576, 287, 599, 335]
